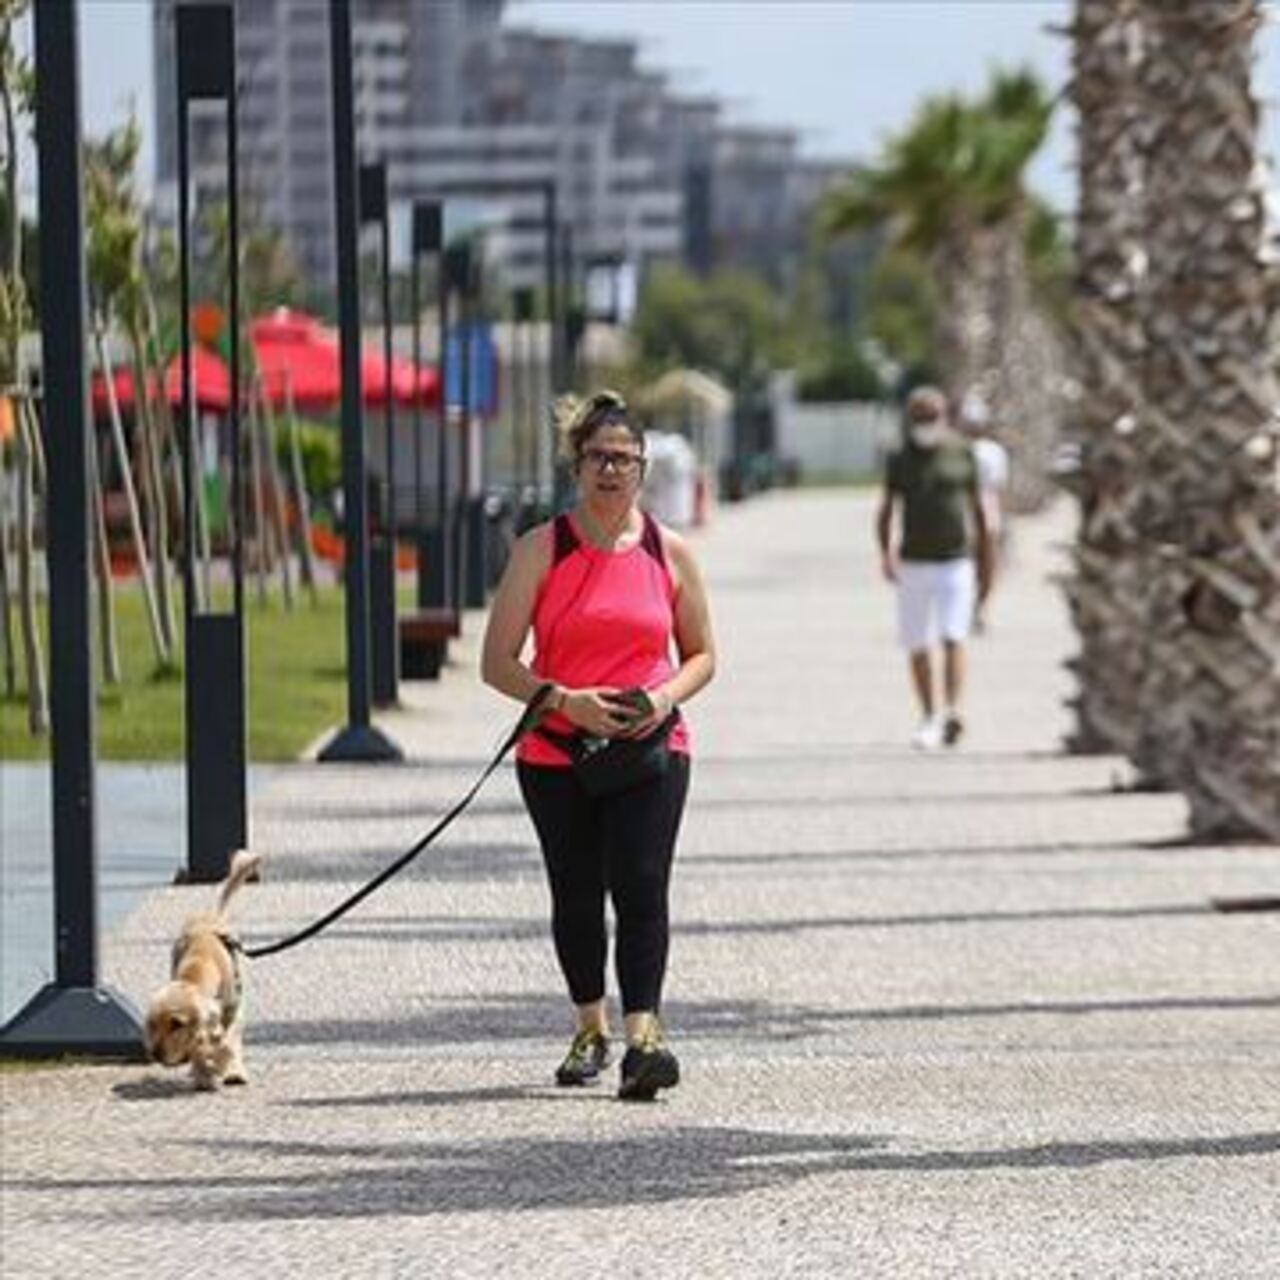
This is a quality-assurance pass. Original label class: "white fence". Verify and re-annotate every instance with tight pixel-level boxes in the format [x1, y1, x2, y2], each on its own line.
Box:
[771, 373, 899, 480]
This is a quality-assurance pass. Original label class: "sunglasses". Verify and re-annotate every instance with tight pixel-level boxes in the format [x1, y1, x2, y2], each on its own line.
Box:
[580, 446, 644, 474]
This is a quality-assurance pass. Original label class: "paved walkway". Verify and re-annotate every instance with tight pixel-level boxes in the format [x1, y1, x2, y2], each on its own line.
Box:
[3, 490, 1278, 1278]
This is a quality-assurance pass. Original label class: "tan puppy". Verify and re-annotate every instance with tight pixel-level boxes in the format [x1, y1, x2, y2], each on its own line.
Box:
[145, 849, 262, 1090]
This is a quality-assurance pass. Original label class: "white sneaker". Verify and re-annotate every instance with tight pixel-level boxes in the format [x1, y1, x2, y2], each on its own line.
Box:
[911, 717, 944, 750]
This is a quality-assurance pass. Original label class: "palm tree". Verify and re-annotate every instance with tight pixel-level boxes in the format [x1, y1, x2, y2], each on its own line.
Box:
[824, 69, 1061, 505]
[87, 424, 120, 684]
[1063, 0, 1148, 757]
[85, 125, 171, 670]
[1136, 0, 1280, 839]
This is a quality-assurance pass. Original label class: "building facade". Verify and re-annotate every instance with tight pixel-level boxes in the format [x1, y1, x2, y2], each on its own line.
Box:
[153, 0, 847, 299]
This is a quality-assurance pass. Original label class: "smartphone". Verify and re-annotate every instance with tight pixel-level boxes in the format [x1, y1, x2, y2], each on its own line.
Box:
[610, 687, 654, 719]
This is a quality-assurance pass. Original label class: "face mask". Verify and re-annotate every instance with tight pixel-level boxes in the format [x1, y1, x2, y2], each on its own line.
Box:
[909, 423, 947, 449]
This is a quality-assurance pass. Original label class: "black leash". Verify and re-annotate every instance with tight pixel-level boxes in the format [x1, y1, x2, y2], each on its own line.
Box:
[244, 684, 554, 960]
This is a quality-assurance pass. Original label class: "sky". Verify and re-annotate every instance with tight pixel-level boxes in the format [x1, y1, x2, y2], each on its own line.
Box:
[53, 0, 1280, 216]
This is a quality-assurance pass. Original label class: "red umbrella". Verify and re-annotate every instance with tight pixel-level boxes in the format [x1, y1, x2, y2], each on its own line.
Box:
[168, 347, 233, 412]
[251, 307, 438, 412]
[251, 308, 341, 411]
[91, 347, 232, 416]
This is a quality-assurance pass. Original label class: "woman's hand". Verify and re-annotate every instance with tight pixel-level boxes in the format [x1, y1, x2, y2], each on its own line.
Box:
[561, 688, 638, 738]
[610, 688, 675, 740]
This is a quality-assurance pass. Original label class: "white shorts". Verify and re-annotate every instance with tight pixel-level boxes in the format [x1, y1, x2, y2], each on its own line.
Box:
[896, 558, 975, 651]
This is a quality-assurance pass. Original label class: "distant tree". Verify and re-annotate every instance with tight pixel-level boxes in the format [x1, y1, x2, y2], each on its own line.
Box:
[863, 249, 939, 377]
[824, 67, 1064, 510]
[631, 264, 784, 389]
[794, 339, 887, 403]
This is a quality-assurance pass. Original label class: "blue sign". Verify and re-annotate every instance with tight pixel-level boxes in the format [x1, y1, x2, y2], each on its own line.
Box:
[443, 322, 499, 417]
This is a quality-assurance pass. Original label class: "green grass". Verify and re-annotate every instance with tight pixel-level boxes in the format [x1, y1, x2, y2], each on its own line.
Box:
[0, 1054, 64, 1075]
[0, 580, 407, 762]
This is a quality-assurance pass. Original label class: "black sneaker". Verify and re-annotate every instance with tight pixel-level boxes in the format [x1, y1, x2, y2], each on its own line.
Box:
[617, 1028, 680, 1102]
[943, 712, 964, 747]
[555, 1028, 611, 1087]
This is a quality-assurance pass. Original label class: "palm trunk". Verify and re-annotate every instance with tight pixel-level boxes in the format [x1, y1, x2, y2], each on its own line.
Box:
[256, 382, 294, 609]
[1065, 0, 1148, 758]
[95, 324, 167, 665]
[933, 220, 997, 405]
[284, 381, 318, 601]
[14, 397, 47, 733]
[144, 298, 211, 607]
[88, 423, 121, 684]
[987, 207, 1063, 518]
[130, 337, 178, 663]
[247, 391, 269, 606]
[1137, 0, 1280, 839]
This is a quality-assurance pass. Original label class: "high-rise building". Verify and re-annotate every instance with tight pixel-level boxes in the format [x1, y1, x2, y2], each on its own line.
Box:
[152, 0, 847, 299]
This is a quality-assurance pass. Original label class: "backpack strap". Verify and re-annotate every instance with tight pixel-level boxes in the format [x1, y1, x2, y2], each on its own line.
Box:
[640, 512, 665, 566]
[552, 513, 580, 565]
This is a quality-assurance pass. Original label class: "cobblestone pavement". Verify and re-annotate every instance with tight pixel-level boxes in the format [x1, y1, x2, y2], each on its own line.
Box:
[3, 490, 1278, 1279]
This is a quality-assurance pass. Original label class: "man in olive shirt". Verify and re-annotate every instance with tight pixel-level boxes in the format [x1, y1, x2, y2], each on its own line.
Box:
[876, 386, 993, 749]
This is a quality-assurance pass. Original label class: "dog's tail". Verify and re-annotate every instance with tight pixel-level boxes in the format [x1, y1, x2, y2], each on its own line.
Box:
[216, 849, 264, 916]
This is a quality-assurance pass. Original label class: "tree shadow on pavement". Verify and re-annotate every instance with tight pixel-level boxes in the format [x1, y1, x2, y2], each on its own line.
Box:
[17, 1126, 1279, 1223]
[278, 901, 1213, 954]
[247, 988, 1279, 1053]
[248, 992, 823, 1050]
[684, 839, 1199, 867]
[672, 902, 1211, 935]
[262, 841, 541, 884]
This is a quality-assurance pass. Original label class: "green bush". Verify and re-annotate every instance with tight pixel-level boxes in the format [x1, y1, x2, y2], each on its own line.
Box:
[275, 418, 340, 499]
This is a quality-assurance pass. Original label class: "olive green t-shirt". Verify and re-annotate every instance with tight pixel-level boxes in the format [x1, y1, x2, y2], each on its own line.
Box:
[886, 439, 979, 562]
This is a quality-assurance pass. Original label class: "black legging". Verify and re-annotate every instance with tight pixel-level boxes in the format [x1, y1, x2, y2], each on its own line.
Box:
[517, 754, 690, 1015]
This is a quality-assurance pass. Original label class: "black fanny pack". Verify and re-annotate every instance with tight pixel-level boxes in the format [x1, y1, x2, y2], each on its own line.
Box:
[536, 712, 679, 797]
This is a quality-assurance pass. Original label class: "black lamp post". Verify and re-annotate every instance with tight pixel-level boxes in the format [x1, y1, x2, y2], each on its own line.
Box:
[0, 0, 143, 1058]
[446, 242, 473, 610]
[410, 201, 444, 608]
[552, 219, 579, 512]
[359, 160, 398, 708]
[462, 250, 488, 608]
[317, 0, 401, 763]
[175, 2, 248, 884]
[416, 179, 562, 510]
[511, 286, 537, 533]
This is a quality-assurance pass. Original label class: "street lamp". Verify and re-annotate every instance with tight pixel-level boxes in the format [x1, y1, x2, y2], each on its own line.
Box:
[175, 2, 248, 884]
[511, 286, 537, 533]
[410, 200, 444, 608]
[317, 0, 402, 763]
[359, 159, 398, 708]
[461, 248, 488, 608]
[552, 219, 579, 513]
[0, 0, 143, 1058]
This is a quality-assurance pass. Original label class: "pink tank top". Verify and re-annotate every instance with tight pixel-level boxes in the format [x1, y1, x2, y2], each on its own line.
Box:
[518, 511, 691, 767]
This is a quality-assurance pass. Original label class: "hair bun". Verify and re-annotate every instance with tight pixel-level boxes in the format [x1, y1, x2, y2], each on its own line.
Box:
[553, 389, 633, 462]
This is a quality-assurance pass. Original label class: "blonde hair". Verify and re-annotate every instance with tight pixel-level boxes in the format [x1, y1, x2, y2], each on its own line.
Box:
[553, 388, 643, 463]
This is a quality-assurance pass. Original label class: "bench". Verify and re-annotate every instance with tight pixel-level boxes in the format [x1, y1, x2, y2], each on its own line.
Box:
[399, 608, 462, 680]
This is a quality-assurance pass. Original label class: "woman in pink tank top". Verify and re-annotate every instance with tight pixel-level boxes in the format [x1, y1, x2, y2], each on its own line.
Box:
[482, 390, 716, 1101]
